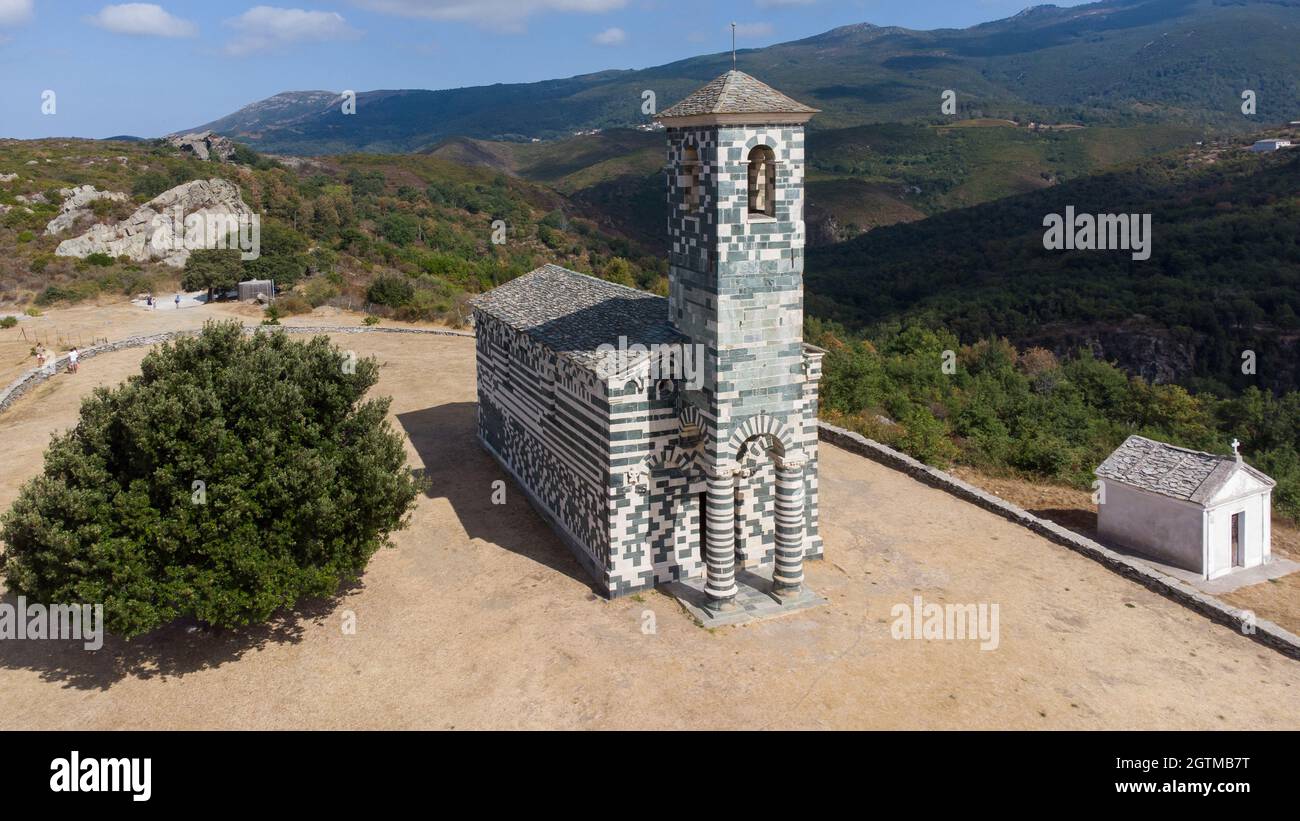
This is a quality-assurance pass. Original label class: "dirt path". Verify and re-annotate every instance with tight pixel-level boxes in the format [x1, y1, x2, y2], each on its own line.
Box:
[0, 327, 1296, 729]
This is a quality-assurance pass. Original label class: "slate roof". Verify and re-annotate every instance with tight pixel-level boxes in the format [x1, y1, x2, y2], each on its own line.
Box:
[1095, 435, 1274, 505]
[469, 264, 685, 376]
[657, 70, 819, 119]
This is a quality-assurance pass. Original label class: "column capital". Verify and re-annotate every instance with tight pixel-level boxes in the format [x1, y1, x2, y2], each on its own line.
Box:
[705, 463, 737, 480]
[775, 454, 806, 472]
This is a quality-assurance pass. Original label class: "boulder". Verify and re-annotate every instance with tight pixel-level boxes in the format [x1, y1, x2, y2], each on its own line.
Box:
[45, 185, 129, 236]
[55, 178, 255, 268]
[165, 131, 238, 163]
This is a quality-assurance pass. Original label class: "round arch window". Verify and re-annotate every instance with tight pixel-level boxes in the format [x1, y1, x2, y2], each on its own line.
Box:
[747, 145, 776, 218]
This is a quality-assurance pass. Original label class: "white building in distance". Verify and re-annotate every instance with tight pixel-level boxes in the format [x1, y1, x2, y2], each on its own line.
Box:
[1248, 138, 1293, 152]
[1096, 435, 1275, 580]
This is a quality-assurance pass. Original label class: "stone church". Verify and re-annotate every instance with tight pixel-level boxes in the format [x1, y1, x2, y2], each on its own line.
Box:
[471, 71, 823, 609]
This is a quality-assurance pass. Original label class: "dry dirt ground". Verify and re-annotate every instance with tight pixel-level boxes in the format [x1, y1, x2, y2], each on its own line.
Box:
[952, 468, 1300, 637]
[0, 308, 1297, 729]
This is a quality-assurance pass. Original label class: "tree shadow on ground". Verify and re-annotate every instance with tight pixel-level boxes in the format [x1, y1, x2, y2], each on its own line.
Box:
[0, 579, 364, 691]
[397, 401, 596, 593]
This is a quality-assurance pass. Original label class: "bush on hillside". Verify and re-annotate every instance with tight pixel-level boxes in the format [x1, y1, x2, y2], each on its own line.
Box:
[366, 273, 414, 307]
[0, 321, 422, 637]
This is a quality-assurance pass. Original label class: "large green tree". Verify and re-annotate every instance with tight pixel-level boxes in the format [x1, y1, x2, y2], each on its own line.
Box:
[0, 322, 422, 637]
[181, 248, 243, 304]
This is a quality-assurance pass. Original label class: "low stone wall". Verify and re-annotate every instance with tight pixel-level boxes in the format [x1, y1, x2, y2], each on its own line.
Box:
[818, 421, 1300, 661]
[0, 324, 474, 417]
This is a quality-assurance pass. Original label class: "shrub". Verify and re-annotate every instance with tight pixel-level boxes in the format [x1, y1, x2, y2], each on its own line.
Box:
[276, 294, 312, 315]
[132, 171, 172, 200]
[0, 322, 422, 637]
[16, 230, 34, 243]
[366, 273, 414, 307]
[35, 283, 97, 306]
[303, 278, 338, 307]
[85, 252, 114, 267]
[0, 316, 17, 329]
[379, 213, 421, 247]
[363, 315, 380, 326]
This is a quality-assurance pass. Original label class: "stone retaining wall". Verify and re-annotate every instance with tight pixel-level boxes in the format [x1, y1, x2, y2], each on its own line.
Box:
[818, 421, 1300, 660]
[0, 324, 474, 417]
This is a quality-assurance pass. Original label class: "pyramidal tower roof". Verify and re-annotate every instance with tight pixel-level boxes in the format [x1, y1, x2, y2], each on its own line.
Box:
[656, 70, 819, 123]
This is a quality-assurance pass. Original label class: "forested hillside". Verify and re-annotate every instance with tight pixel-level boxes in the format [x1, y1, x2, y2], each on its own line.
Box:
[810, 321, 1300, 521]
[808, 132, 1300, 394]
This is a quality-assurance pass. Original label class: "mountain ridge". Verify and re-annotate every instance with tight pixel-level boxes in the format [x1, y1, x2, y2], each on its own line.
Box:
[188, 0, 1300, 154]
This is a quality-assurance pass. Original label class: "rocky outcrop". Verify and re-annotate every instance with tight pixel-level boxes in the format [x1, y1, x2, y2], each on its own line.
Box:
[55, 178, 255, 268]
[166, 131, 238, 163]
[1022, 322, 1199, 385]
[45, 185, 129, 236]
[0, 173, 17, 183]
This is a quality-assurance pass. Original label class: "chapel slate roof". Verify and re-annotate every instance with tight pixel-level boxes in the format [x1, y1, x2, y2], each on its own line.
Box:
[656, 70, 819, 119]
[469, 264, 685, 375]
[1095, 435, 1274, 505]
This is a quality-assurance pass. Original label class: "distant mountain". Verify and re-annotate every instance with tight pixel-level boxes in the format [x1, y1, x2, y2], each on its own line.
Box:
[186, 91, 343, 142]
[189, 0, 1300, 155]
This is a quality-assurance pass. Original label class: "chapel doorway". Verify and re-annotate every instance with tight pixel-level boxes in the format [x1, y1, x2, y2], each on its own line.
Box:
[1231, 512, 1243, 567]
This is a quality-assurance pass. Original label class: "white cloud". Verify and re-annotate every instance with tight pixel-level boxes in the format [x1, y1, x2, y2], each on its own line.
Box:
[352, 0, 626, 33]
[87, 4, 198, 38]
[224, 6, 361, 56]
[731, 21, 774, 38]
[0, 0, 33, 27]
[592, 26, 624, 45]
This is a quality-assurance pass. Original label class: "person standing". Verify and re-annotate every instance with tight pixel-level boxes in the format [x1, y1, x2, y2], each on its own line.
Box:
[174, 293, 181, 310]
[67, 347, 79, 374]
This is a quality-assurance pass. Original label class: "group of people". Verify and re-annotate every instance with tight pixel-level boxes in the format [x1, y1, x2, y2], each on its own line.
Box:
[143, 293, 183, 310]
[33, 344, 79, 374]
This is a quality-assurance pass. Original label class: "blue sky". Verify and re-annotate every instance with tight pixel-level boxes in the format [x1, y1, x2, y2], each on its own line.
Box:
[0, 0, 1093, 138]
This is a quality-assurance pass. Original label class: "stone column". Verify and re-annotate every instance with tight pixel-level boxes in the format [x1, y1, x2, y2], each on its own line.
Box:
[772, 456, 807, 597]
[704, 470, 737, 609]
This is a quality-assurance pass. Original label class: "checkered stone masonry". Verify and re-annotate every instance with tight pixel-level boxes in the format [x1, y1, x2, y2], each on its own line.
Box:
[665, 118, 824, 605]
[470, 72, 822, 601]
